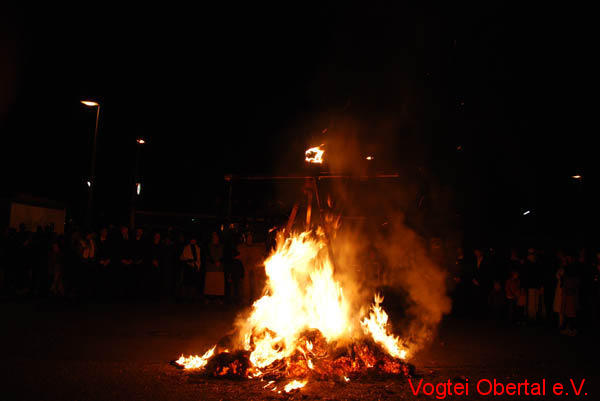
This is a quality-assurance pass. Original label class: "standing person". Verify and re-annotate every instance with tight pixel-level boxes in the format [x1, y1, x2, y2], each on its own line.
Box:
[64, 228, 82, 297]
[204, 231, 225, 303]
[541, 249, 557, 323]
[48, 241, 64, 297]
[18, 229, 34, 295]
[224, 249, 244, 305]
[507, 248, 523, 277]
[239, 232, 266, 305]
[31, 226, 49, 296]
[452, 247, 470, 317]
[2, 228, 18, 295]
[148, 232, 164, 300]
[131, 228, 147, 299]
[522, 248, 543, 321]
[70, 230, 85, 297]
[162, 232, 178, 301]
[96, 228, 113, 300]
[561, 254, 581, 336]
[180, 236, 202, 301]
[488, 280, 506, 321]
[0, 228, 6, 293]
[505, 269, 521, 324]
[590, 250, 600, 327]
[471, 248, 492, 318]
[115, 226, 133, 299]
[174, 232, 187, 301]
[553, 251, 568, 329]
[80, 232, 97, 299]
[576, 248, 594, 327]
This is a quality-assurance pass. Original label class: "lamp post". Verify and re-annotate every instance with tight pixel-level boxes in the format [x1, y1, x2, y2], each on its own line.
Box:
[130, 138, 146, 230]
[81, 100, 100, 229]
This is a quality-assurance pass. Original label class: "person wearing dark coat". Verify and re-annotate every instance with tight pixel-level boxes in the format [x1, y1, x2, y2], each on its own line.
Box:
[96, 228, 113, 299]
[114, 226, 133, 299]
[162, 233, 178, 300]
[148, 232, 164, 299]
[180, 236, 202, 300]
[131, 228, 148, 298]
[48, 241, 65, 297]
[523, 248, 543, 321]
[561, 259, 581, 336]
[471, 248, 492, 318]
[575, 249, 595, 327]
[450, 247, 468, 317]
[224, 249, 244, 305]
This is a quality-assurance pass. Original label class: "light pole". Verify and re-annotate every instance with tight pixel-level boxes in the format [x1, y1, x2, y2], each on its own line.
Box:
[130, 138, 146, 230]
[81, 100, 100, 229]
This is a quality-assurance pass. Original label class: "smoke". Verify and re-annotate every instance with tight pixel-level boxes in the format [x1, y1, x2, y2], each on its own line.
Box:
[303, 116, 454, 355]
[373, 215, 451, 352]
[330, 211, 451, 355]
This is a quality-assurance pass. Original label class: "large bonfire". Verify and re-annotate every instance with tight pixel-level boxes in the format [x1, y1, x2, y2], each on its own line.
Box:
[174, 229, 413, 392]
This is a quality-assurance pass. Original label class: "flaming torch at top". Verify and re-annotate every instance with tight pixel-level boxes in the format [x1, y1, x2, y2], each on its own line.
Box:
[305, 145, 325, 164]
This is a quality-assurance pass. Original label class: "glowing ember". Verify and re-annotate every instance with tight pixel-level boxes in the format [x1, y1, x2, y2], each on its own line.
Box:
[174, 229, 413, 385]
[305, 145, 324, 164]
[284, 380, 307, 392]
[176, 346, 216, 369]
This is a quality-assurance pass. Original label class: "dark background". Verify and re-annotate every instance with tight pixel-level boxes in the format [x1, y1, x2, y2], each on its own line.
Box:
[0, 4, 596, 246]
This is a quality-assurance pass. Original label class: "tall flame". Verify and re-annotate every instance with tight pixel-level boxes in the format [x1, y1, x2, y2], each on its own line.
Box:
[175, 229, 409, 387]
[239, 231, 351, 368]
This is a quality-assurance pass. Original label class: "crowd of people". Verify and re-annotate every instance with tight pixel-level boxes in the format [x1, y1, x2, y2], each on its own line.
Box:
[2, 223, 600, 337]
[451, 246, 600, 336]
[0, 223, 270, 305]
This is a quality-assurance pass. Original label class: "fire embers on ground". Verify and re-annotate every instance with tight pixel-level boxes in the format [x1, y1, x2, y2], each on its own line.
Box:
[175, 329, 413, 384]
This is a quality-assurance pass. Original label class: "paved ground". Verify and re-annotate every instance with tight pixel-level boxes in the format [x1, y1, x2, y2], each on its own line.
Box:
[1, 300, 598, 400]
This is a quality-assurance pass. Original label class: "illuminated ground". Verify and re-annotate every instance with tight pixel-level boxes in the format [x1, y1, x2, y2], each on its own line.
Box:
[1, 300, 598, 400]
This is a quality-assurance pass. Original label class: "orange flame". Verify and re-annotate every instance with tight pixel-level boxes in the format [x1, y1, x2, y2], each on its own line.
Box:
[175, 230, 409, 384]
[284, 380, 307, 392]
[361, 294, 408, 359]
[176, 346, 216, 369]
[305, 145, 324, 164]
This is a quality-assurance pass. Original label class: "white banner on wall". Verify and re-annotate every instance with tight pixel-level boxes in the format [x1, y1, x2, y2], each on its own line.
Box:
[9, 202, 65, 234]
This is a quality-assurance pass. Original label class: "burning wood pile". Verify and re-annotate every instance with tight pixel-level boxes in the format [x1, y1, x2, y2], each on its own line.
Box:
[173, 229, 413, 393]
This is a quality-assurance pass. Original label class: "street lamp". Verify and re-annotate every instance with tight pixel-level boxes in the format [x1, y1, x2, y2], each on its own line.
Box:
[81, 99, 101, 229]
[81, 100, 99, 107]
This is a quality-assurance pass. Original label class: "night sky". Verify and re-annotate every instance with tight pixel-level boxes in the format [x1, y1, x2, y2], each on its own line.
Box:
[0, 4, 596, 243]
